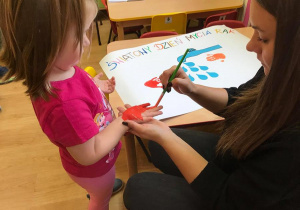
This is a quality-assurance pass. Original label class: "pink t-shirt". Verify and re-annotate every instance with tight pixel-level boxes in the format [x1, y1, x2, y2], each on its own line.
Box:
[32, 66, 121, 178]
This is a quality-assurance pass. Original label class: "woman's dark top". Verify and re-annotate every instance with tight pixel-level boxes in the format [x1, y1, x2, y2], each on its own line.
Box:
[225, 66, 265, 105]
[191, 67, 300, 209]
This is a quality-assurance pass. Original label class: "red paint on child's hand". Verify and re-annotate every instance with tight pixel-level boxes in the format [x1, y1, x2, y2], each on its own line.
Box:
[122, 103, 151, 120]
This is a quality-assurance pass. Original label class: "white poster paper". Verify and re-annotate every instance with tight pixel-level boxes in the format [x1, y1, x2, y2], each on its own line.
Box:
[100, 26, 261, 120]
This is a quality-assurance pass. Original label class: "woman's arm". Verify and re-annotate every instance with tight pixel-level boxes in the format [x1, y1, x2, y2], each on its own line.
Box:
[159, 131, 208, 183]
[160, 66, 228, 114]
[125, 119, 208, 183]
[186, 84, 228, 114]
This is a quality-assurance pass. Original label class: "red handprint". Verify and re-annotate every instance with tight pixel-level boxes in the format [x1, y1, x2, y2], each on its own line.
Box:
[144, 77, 163, 88]
[206, 53, 226, 62]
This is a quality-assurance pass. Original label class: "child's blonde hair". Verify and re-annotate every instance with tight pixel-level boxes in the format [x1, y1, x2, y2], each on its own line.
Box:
[0, 0, 97, 100]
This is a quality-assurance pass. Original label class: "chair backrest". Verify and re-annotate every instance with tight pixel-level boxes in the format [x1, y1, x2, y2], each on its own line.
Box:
[205, 20, 246, 29]
[204, 10, 238, 28]
[243, 0, 251, 26]
[140, 31, 178, 39]
[100, 0, 108, 10]
[151, 13, 187, 34]
[96, 0, 105, 10]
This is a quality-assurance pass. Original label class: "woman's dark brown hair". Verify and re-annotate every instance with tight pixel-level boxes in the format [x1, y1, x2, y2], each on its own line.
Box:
[216, 0, 300, 158]
[0, 0, 96, 100]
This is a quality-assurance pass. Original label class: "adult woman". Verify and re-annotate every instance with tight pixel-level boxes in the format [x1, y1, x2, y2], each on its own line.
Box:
[122, 0, 300, 209]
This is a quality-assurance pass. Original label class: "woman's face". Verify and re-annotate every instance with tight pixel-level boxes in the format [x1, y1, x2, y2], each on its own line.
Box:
[246, 0, 277, 75]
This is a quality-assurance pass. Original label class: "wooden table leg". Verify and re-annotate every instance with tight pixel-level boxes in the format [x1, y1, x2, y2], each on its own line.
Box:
[124, 133, 138, 176]
[116, 22, 125, 40]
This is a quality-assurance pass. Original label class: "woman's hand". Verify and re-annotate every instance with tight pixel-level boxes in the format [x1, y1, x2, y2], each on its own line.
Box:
[93, 72, 116, 94]
[160, 66, 195, 95]
[124, 118, 172, 144]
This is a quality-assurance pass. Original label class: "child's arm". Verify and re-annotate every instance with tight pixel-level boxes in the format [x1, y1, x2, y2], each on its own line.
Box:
[67, 116, 126, 166]
[66, 106, 162, 166]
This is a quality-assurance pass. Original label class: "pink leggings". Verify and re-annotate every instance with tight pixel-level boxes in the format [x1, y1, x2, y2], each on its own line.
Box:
[67, 165, 115, 210]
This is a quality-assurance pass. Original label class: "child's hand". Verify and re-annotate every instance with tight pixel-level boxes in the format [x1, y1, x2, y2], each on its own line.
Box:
[93, 72, 116, 94]
[117, 104, 131, 117]
[117, 104, 163, 122]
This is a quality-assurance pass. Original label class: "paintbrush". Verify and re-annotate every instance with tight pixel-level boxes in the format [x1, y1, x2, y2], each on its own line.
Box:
[154, 48, 190, 107]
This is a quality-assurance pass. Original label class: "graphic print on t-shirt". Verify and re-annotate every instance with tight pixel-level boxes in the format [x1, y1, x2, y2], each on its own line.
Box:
[94, 112, 109, 131]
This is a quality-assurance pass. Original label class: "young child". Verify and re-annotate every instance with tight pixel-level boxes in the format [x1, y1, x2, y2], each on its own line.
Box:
[0, 0, 162, 209]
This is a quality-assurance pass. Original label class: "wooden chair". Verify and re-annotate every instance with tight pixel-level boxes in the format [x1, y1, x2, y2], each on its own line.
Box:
[101, 0, 143, 43]
[205, 20, 246, 28]
[140, 31, 178, 39]
[151, 13, 187, 34]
